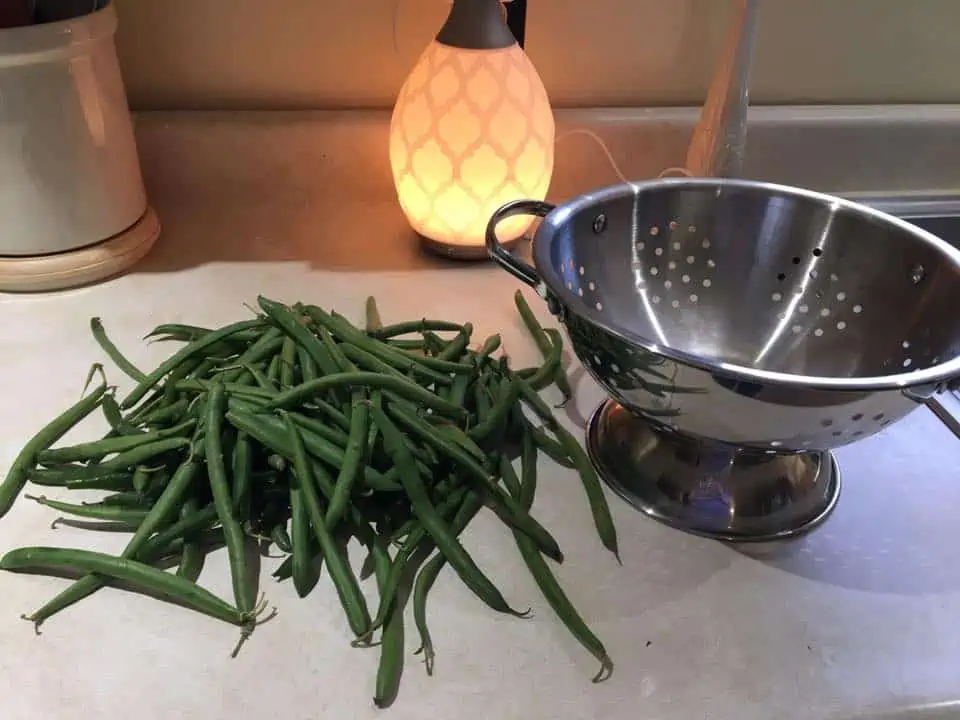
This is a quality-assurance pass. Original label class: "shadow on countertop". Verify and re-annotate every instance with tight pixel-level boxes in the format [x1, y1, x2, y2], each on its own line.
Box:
[733, 411, 960, 597]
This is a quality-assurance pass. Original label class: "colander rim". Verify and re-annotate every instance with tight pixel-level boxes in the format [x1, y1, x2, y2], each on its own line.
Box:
[533, 177, 960, 392]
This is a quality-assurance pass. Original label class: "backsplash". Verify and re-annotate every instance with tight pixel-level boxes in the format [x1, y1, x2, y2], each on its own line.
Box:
[114, 0, 960, 110]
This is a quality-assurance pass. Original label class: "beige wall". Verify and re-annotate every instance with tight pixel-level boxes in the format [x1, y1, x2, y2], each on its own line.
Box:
[114, 0, 960, 110]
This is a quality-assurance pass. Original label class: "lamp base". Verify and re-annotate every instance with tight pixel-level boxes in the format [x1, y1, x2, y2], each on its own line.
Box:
[419, 233, 524, 261]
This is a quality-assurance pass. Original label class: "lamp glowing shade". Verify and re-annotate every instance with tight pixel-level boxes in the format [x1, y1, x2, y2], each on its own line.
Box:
[390, 40, 555, 255]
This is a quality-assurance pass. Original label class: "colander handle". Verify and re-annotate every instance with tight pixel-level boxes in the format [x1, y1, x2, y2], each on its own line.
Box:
[903, 382, 960, 440]
[486, 199, 555, 287]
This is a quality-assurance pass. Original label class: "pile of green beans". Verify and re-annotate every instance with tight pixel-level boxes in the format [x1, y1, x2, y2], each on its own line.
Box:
[0, 292, 618, 707]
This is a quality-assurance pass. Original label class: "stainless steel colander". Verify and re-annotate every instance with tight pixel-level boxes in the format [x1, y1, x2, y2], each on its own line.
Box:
[487, 178, 960, 453]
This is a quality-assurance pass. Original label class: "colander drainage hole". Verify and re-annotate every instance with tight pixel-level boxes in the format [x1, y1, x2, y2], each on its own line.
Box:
[813, 248, 823, 257]
[832, 430, 843, 437]
[872, 413, 885, 421]
[852, 413, 864, 421]
[821, 419, 834, 428]
[777, 273, 786, 281]
[903, 358, 913, 368]
[792, 256, 801, 265]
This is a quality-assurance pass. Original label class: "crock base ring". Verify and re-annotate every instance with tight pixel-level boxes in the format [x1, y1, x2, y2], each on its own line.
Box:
[0, 206, 160, 293]
[586, 400, 841, 542]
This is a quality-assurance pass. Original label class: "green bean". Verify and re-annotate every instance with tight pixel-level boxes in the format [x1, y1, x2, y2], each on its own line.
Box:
[26, 495, 149, 525]
[266, 354, 282, 385]
[529, 424, 575, 469]
[175, 379, 275, 400]
[227, 395, 349, 448]
[90, 317, 147, 382]
[327, 390, 368, 528]
[412, 552, 444, 675]
[477, 334, 502, 358]
[434, 424, 486, 462]
[268, 372, 466, 421]
[305, 306, 460, 385]
[364, 485, 470, 641]
[386, 402, 563, 563]
[280, 337, 297, 389]
[422, 331, 446, 356]
[281, 413, 371, 637]
[95, 492, 151, 508]
[370, 403, 525, 617]
[339, 344, 407, 380]
[140, 398, 190, 428]
[290, 479, 319, 597]
[524, 328, 563, 391]
[385, 339, 427, 351]
[318, 326, 356, 374]
[23, 455, 204, 628]
[436, 323, 473, 362]
[243, 363, 277, 392]
[0, 367, 108, 519]
[176, 497, 206, 582]
[516, 378, 620, 563]
[514, 291, 572, 402]
[232, 432, 253, 522]
[101, 394, 143, 437]
[205, 382, 254, 613]
[297, 345, 319, 383]
[445, 373, 471, 407]
[500, 455, 613, 682]
[39, 421, 196, 464]
[271, 523, 293, 554]
[468, 377, 522, 443]
[132, 467, 151, 495]
[1, 547, 244, 626]
[226, 409, 397, 492]
[373, 542, 406, 709]
[146, 324, 263, 345]
[369, 320, 465, 339]
[365, 296, 384, 332]
[27, 471, 132, 492]
[389, 485, 469, 542]
[139, 502, 217, 558]
[220, 329, 284, 383]
[122, 319, 263, 409]
[412, 490, 485, 674]
[257, 297, 343, 378]
[31, 438, 190, 483]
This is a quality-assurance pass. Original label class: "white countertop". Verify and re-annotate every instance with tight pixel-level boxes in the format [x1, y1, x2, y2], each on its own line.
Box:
[2, 113, 960, 720]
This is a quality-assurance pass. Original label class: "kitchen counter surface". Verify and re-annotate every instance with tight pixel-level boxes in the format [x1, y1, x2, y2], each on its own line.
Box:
[2, 112, 960, 720]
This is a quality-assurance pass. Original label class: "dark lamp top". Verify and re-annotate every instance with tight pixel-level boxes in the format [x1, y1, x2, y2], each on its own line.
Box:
[436, 0, 516, 50]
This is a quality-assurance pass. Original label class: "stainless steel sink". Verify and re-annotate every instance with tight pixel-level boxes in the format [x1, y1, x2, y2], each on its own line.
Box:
[856, 195, 960, 248]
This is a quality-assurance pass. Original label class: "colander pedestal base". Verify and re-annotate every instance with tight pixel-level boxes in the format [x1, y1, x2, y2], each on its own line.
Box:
[586, 400, 841, 542]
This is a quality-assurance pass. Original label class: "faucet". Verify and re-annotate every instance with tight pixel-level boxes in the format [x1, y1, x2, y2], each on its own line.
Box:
[684, 0, 762, 179]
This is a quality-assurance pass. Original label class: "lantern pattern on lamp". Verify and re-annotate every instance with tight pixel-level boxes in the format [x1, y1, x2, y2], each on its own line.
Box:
[389, 40, 555, 253]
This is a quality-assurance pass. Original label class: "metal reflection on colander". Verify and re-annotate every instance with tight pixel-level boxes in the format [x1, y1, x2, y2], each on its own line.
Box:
[487, 178, 960, 452]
